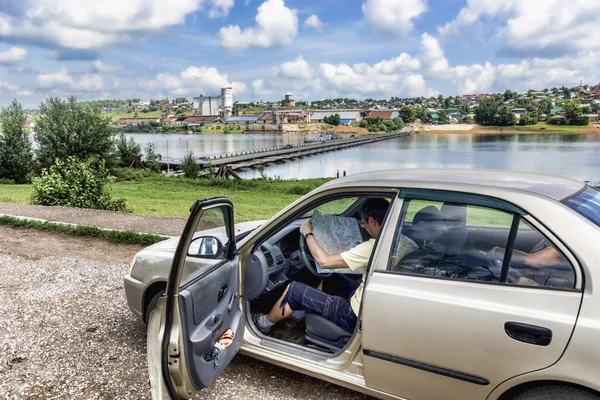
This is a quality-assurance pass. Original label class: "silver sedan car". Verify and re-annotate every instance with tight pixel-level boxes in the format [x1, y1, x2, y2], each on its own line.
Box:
[124, 169, 600, 400]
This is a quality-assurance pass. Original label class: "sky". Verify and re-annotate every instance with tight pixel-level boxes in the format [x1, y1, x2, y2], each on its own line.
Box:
[1, 0, 600, 107]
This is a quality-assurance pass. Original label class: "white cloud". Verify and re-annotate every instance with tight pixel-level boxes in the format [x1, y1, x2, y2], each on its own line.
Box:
[252, 79, 272, 97]
[303, 14, 325, 32]
[0, 0, 207, 50]
[16, 90, 33, 96]
[219, 0, 298, 50]
[112, 77, 121, 89]
[0, 81, 19, 91]
[419, 33, 450, 78]
[148, 64, 156, 70]
[439, 0, 600, 57]
[277, 56, 314, 80]
[36, 69, 75, 89]
[91, 59, 125, 73]
[362, 0, 427, 36]
[0, 47, 27, 64]
[208, 0, 235, 18]
[138, 66, 247, 96]
[36, 69, 104, 92]
[75, 74, 104, 92]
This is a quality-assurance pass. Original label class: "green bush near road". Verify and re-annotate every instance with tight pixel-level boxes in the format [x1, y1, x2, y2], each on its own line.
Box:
[30, 156, 130, 212]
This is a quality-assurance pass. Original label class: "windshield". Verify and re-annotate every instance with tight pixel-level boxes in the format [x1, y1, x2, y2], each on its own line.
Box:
[563, 187, 600, 228]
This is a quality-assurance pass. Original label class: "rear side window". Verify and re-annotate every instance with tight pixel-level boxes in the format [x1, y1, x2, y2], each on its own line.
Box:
[389, 196, 576, 290]
[563, 187, 600, 228]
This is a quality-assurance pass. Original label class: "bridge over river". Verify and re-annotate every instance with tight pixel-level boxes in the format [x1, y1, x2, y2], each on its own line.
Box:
[162, 131, 410, 176]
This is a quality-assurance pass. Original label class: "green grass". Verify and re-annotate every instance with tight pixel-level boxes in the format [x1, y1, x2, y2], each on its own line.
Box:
[486, 123, 589, 133]
[104, 110, 163, 122]
[1, 175, 331, 223]
[201, 124, 245, 133]
[0, 215, 167, 245]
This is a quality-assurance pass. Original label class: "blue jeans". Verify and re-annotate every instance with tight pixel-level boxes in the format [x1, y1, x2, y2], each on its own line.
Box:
[281, 275, 359, 333]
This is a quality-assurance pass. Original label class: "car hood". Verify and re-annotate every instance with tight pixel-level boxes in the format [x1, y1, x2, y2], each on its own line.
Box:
[142, 219, 266, 254]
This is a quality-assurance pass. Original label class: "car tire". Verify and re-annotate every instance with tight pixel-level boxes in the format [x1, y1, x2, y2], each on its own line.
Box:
[511, 384, 600, 400]
[144, 290, 165, 325]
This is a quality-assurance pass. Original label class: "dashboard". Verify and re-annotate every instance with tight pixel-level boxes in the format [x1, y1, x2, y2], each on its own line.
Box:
[244, 220, 306, 300]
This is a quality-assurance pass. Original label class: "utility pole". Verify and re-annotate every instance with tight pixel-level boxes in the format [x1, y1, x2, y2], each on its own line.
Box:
[160, 134, 170, 174]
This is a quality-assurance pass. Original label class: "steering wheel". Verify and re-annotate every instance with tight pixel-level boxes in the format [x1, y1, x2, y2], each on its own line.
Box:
[299, 234, 331, 278]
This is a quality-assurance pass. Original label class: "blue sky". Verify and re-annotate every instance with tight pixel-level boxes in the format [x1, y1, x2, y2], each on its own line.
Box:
[1, 0, 599, 107]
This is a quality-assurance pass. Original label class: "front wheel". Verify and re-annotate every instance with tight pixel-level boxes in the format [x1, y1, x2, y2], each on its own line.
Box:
[511, 384, 600, 400]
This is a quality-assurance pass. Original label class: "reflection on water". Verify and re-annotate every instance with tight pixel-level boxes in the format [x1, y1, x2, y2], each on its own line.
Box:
[127, 133, 600, 184]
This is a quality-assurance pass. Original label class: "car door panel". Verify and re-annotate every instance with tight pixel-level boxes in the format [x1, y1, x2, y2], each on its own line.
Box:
[362, 272, 581, 400]
[151, 197, 244, 399]
[178, 258, 244, 389]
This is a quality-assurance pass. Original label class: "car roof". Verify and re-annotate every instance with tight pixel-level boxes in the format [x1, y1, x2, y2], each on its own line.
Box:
[326, 169, 585, 201]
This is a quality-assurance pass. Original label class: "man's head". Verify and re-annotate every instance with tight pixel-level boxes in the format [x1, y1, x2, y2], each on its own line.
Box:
[359, 198, 390, 238]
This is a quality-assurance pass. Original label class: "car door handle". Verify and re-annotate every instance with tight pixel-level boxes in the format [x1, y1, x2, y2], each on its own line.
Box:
[206, 314, 223, 336]
[218, 285, 228, 302]
[504, 322, 552, 346]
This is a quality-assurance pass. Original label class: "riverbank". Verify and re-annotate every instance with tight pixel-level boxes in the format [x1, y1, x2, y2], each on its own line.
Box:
[416, 122, 597, 135]
[0, 176, 331, 222]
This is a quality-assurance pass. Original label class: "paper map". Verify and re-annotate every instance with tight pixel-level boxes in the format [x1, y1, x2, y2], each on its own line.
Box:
[310, 210, 364, 274]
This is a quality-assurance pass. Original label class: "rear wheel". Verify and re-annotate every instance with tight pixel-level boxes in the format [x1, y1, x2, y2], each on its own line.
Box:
[511, 384, 600, 400]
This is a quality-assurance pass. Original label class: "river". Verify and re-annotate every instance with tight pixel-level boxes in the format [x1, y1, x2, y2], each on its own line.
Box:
[126, 133, 600, 184]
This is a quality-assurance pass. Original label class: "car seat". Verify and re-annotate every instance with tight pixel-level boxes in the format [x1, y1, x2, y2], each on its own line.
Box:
[435, 203, 468, 255]
[407, 205, 443, 248]
[304, 314, 352, 352]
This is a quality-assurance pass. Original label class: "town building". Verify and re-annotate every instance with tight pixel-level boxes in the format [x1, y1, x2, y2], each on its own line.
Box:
[368, 110, 400, 120]
[193, 87, 233, 118]
[444, 107, 462, 121]
[310, 109, 362, 124]
[513, 108, 528, 119]
[283, 92, 295, 107]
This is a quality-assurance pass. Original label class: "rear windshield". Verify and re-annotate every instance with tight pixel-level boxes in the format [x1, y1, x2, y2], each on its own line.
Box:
[563, 187, 600, 228]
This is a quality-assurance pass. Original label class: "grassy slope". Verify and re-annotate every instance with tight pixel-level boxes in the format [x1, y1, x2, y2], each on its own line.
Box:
[485, 123, 589, 133]
[104, 110, 163, 122]
[0, 177, 330, 222]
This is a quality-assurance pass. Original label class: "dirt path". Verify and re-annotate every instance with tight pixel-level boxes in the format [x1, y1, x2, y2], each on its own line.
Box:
[0, 203, 186, 237]
[0, 227, 372, 399]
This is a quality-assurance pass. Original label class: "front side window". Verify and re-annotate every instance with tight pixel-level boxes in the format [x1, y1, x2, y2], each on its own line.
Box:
[389, 196, 576, 289]
[181, 205, 231, 285]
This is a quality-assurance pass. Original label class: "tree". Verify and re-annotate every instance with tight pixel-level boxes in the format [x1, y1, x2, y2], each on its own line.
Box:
[474, 97, 499, 126]
[115, 132, 142, 168]
[563, 102, 589, 125]
[538, 98, 552, 116]
[438, 109, 449, 124]
[0, 100, 32, 183]
[399, 106, 416, 123]
[496, 106, 516, 126]
[323, 113, 341, 126]
[181, 151, 199, 178]
[144, 142, 161, 172]
[36, 97, 115, 170]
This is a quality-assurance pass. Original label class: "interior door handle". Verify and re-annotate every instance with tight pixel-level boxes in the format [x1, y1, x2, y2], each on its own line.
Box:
[505, 322, 552, 346]
[206, 314, 223, 336]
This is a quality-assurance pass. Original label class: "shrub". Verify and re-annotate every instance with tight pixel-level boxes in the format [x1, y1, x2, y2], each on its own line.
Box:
[30, 155, 130, 212]
[181, 151, 199, 179]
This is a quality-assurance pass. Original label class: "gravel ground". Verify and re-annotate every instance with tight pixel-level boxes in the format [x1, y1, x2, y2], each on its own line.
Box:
[0, 203, 186, 236]
[0, 226, 373, 399]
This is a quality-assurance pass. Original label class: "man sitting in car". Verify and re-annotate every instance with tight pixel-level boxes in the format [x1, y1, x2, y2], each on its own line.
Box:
[255, 198, 418, 334]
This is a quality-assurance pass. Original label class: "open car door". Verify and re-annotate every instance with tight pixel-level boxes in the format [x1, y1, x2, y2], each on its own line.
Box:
[147, 197, 244, 399]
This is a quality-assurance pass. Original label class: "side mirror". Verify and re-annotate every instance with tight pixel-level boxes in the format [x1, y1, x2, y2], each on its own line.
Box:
[188, 236, 223, 258]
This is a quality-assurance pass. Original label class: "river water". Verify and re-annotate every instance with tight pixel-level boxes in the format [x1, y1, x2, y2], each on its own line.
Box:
[126, 133, 600, 184]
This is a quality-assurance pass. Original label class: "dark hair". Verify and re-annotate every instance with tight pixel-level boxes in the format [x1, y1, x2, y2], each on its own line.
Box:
[359, 198, 390, 225]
